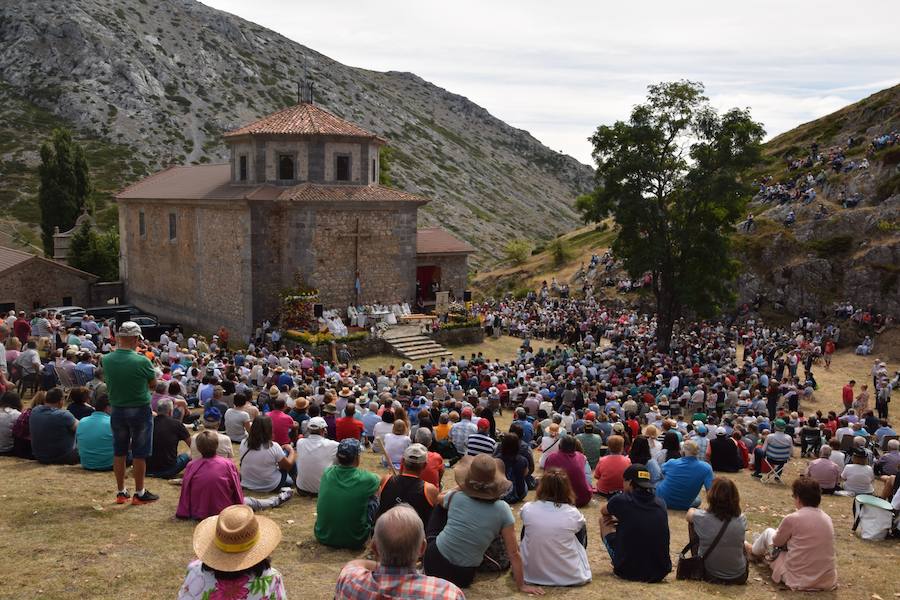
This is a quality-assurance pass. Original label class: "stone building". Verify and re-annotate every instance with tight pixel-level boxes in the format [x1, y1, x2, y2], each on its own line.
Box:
[52, 210, 96, 265]
[0, 246, 98, 313]
[117, 101, 473, 338]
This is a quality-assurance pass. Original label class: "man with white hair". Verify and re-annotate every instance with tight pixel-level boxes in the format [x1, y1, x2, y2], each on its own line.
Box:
[334, 505, 465, 599]
[805, 445, 841, 493]
[146, 398, 191, 479]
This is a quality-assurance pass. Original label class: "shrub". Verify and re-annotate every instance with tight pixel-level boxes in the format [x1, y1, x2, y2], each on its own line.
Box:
[804, 235, 855, 258]
[503, 239, 532, 265]
[441, 318, 481, 331]
[548, 237, 573, 266]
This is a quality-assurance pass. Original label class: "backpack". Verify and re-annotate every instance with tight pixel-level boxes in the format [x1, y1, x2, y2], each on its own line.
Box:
[852, 495, 896, 541]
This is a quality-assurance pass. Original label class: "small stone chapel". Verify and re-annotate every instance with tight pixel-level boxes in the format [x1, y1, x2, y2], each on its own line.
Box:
[116, 99, 473, 338]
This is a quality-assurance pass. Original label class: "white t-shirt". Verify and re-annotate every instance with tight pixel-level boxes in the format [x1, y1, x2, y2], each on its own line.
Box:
[224, 408, 251, 442]
[238, 440, 286, 492]
[520, 500, 590, 586]
[841, 463, 875, 495]
[0, 406, 21, 453]
[373, 421, 393, 441]
[384, 433, 411, 468]
[295, 435, 338, 493]
[190, 431, 233, 460]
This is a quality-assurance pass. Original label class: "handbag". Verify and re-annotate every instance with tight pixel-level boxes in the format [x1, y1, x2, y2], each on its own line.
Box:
[676, 517, 731, 581]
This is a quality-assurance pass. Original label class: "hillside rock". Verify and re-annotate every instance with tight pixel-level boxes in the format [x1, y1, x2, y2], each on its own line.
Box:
[0, 0, 593, 265]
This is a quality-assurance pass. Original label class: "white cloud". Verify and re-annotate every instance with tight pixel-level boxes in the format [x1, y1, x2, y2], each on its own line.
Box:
[202, 0, 900, 164]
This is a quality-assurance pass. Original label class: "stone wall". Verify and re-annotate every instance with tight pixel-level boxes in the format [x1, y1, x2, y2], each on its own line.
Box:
[282, 336, 388, 361]
[430, 325, 483, 347]
[264, 140, 309, 182]
[416, 253, 469, 300]
[0, 259, 95, 312]
[323, 142, 361, 183]
[120, 198, 253, 338]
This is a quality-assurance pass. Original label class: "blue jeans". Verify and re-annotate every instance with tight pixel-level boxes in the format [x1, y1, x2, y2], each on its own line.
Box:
[111, 405, 153, 459]
[148, 453, 190, 479]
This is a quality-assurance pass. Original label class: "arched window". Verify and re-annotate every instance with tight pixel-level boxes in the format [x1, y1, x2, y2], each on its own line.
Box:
[278, 154, 294, 180]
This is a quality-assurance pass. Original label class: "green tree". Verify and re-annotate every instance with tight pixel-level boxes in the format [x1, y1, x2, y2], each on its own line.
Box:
[504, 239, 532, 265]
[379, 146, 394, 186]
[37, 128, 92, 256]
[68, 221, 119, 281]
[548, 237, 573, 266]
[578, 81, 764, 352]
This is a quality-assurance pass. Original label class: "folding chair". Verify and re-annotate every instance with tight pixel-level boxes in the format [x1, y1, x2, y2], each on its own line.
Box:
[759, 457, 787, 484]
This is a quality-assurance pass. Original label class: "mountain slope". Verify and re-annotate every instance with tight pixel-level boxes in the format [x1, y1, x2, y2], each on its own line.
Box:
[0, 0, 593, 265]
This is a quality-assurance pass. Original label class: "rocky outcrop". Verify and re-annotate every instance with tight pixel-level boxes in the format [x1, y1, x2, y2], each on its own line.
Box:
[0, 0, 593, 265]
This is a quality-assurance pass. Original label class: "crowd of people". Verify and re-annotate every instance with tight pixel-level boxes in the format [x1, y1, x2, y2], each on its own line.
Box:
[1, 291, 899, 598]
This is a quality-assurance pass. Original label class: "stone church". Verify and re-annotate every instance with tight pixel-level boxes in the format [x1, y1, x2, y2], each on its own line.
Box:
[117, 101, 473, 339]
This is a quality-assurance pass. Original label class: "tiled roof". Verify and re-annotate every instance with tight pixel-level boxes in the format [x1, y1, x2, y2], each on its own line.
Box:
[0, 246, 33, 272]
[117, 164, 247, 200]
[280, 184, 428, 204]
[0, 245, 98, 279]
[224, 102, 386, 142]
[416, 227, 476, 255]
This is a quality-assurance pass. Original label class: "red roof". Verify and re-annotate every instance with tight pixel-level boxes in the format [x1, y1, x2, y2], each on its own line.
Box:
[0, 245, 98, 279]
[224, 102, 386, 142]
[116, 164, 428, 205]
[416, 228, 475, 255]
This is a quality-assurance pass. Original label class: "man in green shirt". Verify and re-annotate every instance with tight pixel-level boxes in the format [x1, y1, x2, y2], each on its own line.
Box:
[101, 322, 158, 505]
[315, 438, 380, 549]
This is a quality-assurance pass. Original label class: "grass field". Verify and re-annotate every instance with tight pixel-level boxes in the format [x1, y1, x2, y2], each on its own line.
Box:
[1, 342, 898, 599]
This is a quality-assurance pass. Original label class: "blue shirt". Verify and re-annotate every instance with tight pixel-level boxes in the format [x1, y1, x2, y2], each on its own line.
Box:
[362, 412, 381, 437]
[875, 426, 897, 442]
[656, 455, 714, 510]
[29, 405, 77, 463]
[513, 419, 534, 444]
[76, 411, 114, 470]
[75, 362, 95, 381]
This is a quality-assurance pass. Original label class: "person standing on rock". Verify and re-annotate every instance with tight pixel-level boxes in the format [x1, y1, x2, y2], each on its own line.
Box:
[102, 322, 159, 505]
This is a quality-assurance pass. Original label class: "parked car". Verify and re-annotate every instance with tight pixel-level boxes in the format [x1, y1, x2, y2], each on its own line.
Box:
[129, 315, 180, 342]
[82, 304, 147, 321]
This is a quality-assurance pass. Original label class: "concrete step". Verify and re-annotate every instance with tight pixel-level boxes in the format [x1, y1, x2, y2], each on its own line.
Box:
[392, 340, 445, 351]
[383, 331, 451, 361]
[404, 350, 454, 360]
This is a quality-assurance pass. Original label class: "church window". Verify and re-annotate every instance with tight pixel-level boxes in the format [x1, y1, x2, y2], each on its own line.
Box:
[278, 154, 294, 180]
[239, 155, 248, 181]
[139, 210, 146, 237]
[336, 155, 351, 182]
[168, 213, 177, 241]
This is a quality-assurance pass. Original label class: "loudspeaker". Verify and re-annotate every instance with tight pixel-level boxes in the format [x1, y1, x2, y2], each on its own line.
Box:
[313, 304, 324, 318]
[115, 310, 131, 328]
[463, 290, 472, 302]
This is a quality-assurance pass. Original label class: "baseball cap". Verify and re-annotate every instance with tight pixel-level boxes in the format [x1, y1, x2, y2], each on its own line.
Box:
[715, 427, 727, 436]
[477, 418, 490, 430]
[203, 406, 221, 422]
[612, 422, 625, 433]
[403, 443, 428, 465]
[461, 407, 473, 418]
[337, 438, 361, 460]
[623, 463, 655, 489]
[774, 418, 786, 430]
[117, 321, 143, 338]
[307, 416, 327, 431]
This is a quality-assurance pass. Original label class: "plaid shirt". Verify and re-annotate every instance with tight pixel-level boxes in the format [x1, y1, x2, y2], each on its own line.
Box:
[335, 565, 465, 600]
[450, 420, 477, 454]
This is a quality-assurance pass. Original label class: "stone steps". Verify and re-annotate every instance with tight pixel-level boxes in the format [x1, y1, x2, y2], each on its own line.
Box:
[384, 332, 452, 361]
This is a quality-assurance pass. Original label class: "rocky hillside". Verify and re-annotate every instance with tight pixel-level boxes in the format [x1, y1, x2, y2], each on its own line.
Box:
[0, 0, 592, 265]
[735, 84, 900, 318]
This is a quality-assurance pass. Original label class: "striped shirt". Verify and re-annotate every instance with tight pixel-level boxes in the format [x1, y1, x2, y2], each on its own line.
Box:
[466, 432, 497, 456]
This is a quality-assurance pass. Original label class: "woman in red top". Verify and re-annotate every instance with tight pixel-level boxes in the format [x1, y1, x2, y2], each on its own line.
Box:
[593, 435, 631, 497]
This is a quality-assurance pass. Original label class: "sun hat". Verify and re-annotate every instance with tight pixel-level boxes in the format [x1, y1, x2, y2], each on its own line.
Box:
[322, 403, 337, 414]
[338, 387, 353, 398]
[337, 438, 361, 460]
[623, 463, 655, 490]
[453, 454, 511, 500]
[307, 416, 327, 432]
[117, 321, 143, 338]
[403, 443, 428, 465]
[294, 398, 309, 410]
[192, 504, 281, 572]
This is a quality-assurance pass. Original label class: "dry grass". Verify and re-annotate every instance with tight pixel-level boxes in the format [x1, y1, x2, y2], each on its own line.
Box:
[1, 345, 899, 599]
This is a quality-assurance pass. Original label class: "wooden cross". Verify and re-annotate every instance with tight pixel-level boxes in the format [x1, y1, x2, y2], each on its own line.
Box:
[333, 217, 375, 305]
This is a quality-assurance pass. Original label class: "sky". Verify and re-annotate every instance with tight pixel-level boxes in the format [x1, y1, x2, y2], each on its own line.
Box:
[203, 0, 900, 165]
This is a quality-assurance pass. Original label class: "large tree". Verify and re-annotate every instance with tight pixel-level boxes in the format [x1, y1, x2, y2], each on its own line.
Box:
[68, 221, 119, 282]
[577, 81, 764, 352]
[37, 128, 91, 256]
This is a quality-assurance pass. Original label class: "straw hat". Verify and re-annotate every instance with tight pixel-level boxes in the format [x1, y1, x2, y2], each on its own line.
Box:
[294, 397, 309, 410]
[453, 454, 511, 500]
[192, 505, 281, 572]
[338, 386, 353, 398]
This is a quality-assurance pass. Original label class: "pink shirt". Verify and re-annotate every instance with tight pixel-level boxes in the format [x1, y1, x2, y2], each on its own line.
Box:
[593, 454, 631, 494]
[268, 410, 295, 446]
[176, 456, 244, 520]
[805, 458, 841, 490]
[771, 507, 837, 591]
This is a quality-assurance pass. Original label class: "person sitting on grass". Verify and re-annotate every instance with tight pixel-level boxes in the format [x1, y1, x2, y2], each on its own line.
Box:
[0, 390, 22, 456]
[66, 386, 94, 421]
[684, 477, 749, 584]
[520, 468, 591, 587]
[839, 447, 875, 496]
[656, 440, 714, 510]
[177, 504, 286, 600]
[544, 434, 593, 507]
[239, 415, 297, 493]
[146, 398, 191, 479]
[334, 505, 465, 599]
[295, 416, 339, 495]
[599, 463, 672, 583]
[315, 438, 381, 550]
[593, 434, 631, 498]
[29, 387, 79, 465]
[805, 445, 841, 494]
[76, 394, 115, 471]
[376, 443, 439, 526]
[189, 407, 233, 460]
[749, 476, 837, 591]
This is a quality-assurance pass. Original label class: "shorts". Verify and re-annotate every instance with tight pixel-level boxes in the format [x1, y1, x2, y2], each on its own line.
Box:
[111, 405, 154, 458]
